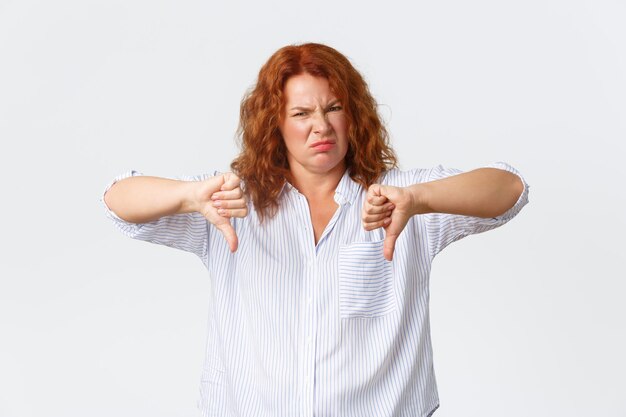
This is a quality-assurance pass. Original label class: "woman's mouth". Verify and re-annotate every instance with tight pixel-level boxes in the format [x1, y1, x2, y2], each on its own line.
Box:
[311, 140, 335, 151]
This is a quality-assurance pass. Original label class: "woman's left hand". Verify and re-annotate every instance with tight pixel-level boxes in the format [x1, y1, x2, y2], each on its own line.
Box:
[361, 183, 426, 261]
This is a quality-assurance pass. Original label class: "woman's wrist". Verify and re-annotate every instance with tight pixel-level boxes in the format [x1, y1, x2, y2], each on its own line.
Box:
[178, 180, 202, 214]
[407, 183, 432, 216]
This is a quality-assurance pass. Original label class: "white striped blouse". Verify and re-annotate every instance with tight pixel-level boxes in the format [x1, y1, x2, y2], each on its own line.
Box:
[101, 162, 529, 417]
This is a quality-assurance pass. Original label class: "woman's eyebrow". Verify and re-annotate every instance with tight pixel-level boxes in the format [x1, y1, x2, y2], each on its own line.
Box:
[289, 100, 341, 111]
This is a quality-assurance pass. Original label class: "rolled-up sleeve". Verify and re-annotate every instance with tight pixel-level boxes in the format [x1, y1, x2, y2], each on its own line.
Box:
[100, 170, 214, 263]
[424, 162, 530, 259]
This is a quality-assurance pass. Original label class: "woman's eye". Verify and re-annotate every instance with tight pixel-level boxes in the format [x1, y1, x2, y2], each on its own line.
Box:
[329, 105, 342, 112]
[293, 112, 306, 117]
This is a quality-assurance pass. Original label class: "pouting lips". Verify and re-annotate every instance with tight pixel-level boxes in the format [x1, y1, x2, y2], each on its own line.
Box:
[311, 140, 336, 149]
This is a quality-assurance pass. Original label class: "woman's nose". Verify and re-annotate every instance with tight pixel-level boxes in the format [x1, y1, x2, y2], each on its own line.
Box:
[312, 111, 331, 134]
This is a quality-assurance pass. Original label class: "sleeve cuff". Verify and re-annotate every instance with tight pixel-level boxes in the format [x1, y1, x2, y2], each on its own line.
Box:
[100, 170, 144, 223]
[483, 161, 530, 222]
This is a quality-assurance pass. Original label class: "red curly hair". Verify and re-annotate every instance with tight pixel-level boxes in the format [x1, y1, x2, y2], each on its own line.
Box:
[231, 43, 397, 222]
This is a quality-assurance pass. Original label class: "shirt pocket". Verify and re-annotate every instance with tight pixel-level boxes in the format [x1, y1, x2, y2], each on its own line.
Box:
[338, 240, 398, 319]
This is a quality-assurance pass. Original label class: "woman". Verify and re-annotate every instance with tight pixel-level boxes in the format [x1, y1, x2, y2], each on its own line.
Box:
[102, 43, 529, 417]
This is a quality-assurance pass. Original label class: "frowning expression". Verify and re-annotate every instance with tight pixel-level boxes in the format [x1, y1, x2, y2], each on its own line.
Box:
[279, 73, 349, 177]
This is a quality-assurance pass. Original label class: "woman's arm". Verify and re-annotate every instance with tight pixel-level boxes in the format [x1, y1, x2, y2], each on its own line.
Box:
[362, 167, 525, 261]
[104, 176, 199, 224]
[104, 172, 248, 252]
[408, 168, 523, 218]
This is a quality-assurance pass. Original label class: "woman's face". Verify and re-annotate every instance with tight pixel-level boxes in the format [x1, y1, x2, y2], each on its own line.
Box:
[279, 73, 349, 178]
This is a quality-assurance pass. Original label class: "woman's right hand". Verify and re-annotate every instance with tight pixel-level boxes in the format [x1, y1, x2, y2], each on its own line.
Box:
[191, 172, 248, 253]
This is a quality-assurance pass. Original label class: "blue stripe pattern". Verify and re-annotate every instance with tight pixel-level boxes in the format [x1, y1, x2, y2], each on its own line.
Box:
[101, 162, 529, 417]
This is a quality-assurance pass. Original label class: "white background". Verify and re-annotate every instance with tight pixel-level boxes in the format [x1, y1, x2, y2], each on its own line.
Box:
[1, 0, 625, 416]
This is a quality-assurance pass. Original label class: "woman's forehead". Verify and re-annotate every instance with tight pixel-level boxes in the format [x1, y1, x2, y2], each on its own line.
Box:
[283, 73, 339, 104]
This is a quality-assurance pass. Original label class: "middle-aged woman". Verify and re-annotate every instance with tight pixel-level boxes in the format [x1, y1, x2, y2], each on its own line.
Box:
[103, 43, 529, 417]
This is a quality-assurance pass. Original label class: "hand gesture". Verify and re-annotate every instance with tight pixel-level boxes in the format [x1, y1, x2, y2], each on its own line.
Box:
[361, 184, 416, 261]
[193, 172, 248, 252]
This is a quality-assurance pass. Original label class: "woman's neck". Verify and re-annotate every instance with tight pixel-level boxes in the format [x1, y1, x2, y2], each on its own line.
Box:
[287, 163, 346, 201]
